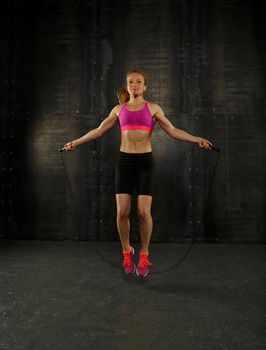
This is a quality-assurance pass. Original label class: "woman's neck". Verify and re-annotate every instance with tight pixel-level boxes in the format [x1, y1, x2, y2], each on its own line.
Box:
[128, 95, 145, 105]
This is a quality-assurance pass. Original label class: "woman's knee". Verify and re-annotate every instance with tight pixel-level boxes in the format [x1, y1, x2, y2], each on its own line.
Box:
[117, 208, 130, 221]
[137, 209, 151, 222]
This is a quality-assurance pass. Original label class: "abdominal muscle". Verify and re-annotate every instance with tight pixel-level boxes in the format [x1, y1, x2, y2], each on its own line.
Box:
[120, 130, 153, 153]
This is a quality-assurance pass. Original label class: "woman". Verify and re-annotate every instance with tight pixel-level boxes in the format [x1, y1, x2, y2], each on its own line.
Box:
[63, 70, 213, 278]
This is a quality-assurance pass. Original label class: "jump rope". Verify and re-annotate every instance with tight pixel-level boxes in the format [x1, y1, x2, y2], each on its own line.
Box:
[59, 145, 220, 275]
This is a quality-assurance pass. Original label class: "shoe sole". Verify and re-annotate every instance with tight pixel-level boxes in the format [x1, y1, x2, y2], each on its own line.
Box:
[136, 268, 149, 278]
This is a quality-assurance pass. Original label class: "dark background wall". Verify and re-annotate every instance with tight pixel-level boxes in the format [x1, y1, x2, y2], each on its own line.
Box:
[0, 0, 265, 242]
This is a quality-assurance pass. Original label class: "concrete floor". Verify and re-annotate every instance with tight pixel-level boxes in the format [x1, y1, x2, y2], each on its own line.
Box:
[0, 240, 265, 350]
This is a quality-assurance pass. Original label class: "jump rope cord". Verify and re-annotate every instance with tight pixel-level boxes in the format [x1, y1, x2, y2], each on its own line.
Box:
[154, 150, 220, 274]
[60, 152, 120, 269]
[60, 150, 221, 274]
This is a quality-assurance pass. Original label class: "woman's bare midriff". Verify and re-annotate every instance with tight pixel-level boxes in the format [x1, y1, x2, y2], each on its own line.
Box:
[120, 130, 153, 153]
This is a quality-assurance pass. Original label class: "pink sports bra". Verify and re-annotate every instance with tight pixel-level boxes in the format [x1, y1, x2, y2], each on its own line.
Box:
[118, 102, 156, 133]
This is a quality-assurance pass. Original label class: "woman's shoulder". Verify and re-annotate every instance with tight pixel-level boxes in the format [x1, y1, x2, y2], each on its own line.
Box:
[146, 100, 160, 107]
[146, 101, 161, 115]
[112, 103, 126, 116]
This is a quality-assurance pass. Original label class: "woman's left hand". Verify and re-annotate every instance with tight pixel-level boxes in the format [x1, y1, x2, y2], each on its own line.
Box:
[197, 137, 213, 150]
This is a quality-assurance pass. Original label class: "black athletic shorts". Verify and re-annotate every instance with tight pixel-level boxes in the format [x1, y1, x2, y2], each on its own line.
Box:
[115, 151, 155, 196]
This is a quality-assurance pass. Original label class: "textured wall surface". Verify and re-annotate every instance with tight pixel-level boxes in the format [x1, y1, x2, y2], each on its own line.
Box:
[1, 0, 265, 242]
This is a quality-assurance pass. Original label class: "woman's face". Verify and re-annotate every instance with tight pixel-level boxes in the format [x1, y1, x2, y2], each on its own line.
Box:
[126, 73, 147, 96]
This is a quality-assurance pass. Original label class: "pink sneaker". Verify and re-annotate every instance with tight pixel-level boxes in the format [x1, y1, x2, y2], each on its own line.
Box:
[122, 247, 136, 275]
[136, 252, 153, 278]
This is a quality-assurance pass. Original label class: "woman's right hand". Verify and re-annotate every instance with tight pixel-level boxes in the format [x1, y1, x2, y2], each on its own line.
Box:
[63, 141, 76, 151]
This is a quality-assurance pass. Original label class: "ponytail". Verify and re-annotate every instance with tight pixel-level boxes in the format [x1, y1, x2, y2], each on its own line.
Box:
[117, 87, 130, 104]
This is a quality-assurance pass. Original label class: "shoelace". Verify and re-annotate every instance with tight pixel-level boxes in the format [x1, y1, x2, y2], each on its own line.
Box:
[123, 251, 132, 266]
[138, 254, 153, 268]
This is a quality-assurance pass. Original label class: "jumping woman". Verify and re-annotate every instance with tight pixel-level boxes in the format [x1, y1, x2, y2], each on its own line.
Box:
[63, 70, 213, 277]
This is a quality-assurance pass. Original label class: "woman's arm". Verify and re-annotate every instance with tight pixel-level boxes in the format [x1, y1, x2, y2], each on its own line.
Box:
[153, 104, 213, 149]
[64, 105, 119, 151]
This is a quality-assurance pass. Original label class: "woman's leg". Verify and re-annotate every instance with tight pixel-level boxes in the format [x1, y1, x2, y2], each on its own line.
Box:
[116, 194, 132, 252]
[137, 195, 153, 254]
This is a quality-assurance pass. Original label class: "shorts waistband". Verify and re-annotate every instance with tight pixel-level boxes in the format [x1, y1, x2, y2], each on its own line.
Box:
[119, 151, 153, 156]
[118, 151, 154, 163]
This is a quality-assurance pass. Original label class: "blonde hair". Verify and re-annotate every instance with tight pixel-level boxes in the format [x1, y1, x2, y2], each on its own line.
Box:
[117, 70, 148, 104]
